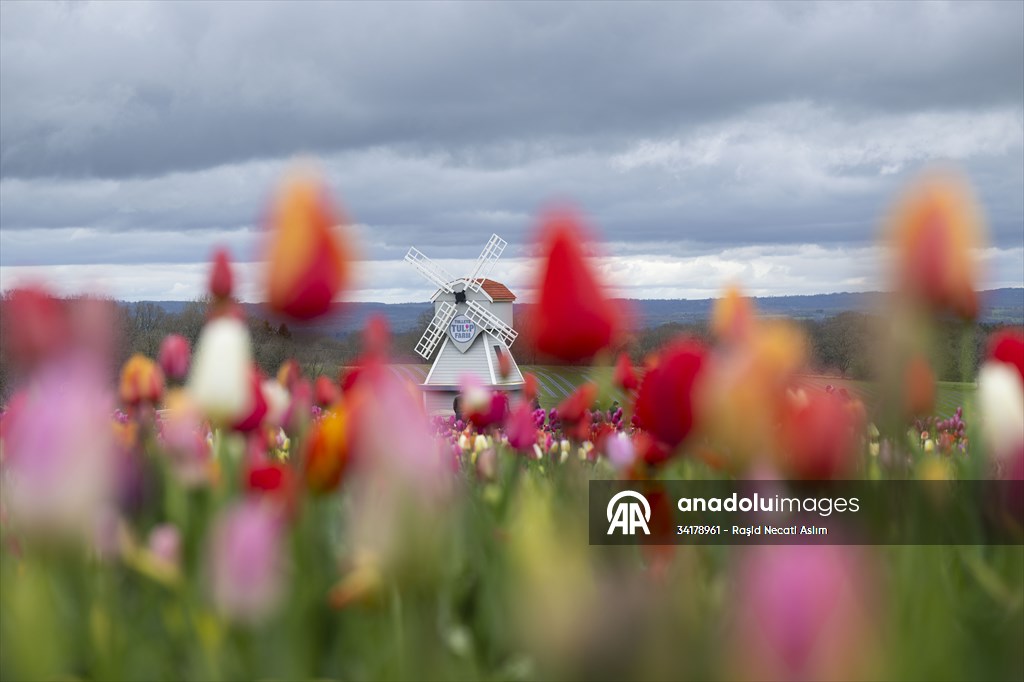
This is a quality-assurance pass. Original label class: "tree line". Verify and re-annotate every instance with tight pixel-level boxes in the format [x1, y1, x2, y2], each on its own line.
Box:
[0, 296, 1011, 402]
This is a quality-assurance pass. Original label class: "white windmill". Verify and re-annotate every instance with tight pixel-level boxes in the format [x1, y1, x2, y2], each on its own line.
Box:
[405, 234, 525, 414]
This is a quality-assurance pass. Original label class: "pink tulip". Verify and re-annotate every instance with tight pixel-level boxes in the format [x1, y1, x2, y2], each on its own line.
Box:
[158, 334, 191, 382]
[1, 358, 115, 537]
[727, 544, 879, 681]
[207, 500, 286, 624]
[505, 401, 538, 452]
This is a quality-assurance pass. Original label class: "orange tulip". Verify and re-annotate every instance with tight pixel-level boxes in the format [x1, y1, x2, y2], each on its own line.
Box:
[887, 170, 985, 320]
[304, 408, 349, 493]
[264, 169, 353, 320]
[903, 354, 936, 418]
[712, 285, 755, 343]
[119, 354, 165, 406]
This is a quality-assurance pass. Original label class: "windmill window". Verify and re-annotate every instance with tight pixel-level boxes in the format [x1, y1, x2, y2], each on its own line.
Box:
[493, 345, 505, 362]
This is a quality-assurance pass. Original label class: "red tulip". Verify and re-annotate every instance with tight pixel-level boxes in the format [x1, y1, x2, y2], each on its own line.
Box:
[209, 248, 234, 300]
[613, 352, 639, 391]
[264, 170, 352, 320]
[158, 334, 191, 382]
[247, 460, 293, 495]
[523, 373, 539, 404]
[778, 387, 863, 479]
[232, 370, 269, 433]
[634, 340, 707, 450]
[314, 375, 340, 408]
[0, 286, 70, 370]
[530, 209, 624, 361]
[988, 329, 1024, 383]
[556, 383, 597, 424]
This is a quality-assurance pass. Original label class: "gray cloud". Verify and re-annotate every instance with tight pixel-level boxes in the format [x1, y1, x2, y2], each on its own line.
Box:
[2, 2, 1021, 180]
[0, 1, 1021, 299]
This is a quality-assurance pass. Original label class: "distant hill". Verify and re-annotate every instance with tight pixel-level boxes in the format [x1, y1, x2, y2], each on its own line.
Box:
[135, 287, 1023, 336]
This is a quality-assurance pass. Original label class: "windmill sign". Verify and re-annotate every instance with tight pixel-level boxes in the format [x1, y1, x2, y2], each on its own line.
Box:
[448, 314, 478, 351]
[404, 233, 525, 413]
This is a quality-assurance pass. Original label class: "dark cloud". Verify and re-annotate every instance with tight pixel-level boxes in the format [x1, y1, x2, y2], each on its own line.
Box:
[0, 1, 1021, 298]
[2, 2, 1021, 179]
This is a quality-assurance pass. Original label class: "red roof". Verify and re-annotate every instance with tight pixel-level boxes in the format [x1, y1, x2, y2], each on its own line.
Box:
[475, 278, 516, 302]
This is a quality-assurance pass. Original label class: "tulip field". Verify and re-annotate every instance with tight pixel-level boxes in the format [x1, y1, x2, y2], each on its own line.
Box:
[1, 168, 1023, 682]
[393, 364, 978, 415]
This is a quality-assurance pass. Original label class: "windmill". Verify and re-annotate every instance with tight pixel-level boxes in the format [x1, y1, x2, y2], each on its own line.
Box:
[405, 234, 525, 414]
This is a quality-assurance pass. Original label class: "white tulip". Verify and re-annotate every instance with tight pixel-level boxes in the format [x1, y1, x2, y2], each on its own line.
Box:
[261, 379, 291, 429]
[978, 361, 1024, 460]
[188, 317, 254, 423]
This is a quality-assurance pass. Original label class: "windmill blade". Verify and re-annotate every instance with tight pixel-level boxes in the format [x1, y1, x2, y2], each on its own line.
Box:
[465, 300, 518, 348]
[463, 234, 507, 293]
[414, 302, 457, 360]
[405, 247, 457, 294]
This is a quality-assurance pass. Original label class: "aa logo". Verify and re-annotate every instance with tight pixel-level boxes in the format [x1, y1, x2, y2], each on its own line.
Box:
[606, 490, 651, 535]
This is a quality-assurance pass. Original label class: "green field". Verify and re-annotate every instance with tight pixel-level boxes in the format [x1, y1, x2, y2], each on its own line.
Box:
[391, 364, 976, 417]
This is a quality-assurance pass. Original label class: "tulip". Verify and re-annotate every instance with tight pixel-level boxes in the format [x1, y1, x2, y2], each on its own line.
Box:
[314, 375, 340, 408]
[712, 285, 755, 343]
[247, 459, 294, 496]
[603, 432, 636, 469]
[778, 387, 863, 479]
[613, 352, 639, 391]
[0, 285, 70, 371]
[304, 408, 349, 493]
[209, 248, 234, 300]
[978, 361, 1024, 461]
[263, 169, 352, 320]
[207, 500, 286, 624]
[727, 545, 879, 681]
[523, 373, 540, 404]
[119, 354, 165, 407]
[505, 401, 538, 452]
[497, 348, 513, 379]
[158, 390, 212, 487]
[634, 340, 707, 450]
[158, 334, 191, 382]
[887, 170, 985, 320]
[903, 354, 936, 418]
[261, 379, 291, 429]
[1, 358, 114, 537]
[276, 358, 303, 391]
[988, 329, 1024, 383]
[188, 317, 254, 424]
[147, 524, 182, 573]
[231, 370, 269, 433]
[529, 209, 624, 361]
[460, 375, 508, 429]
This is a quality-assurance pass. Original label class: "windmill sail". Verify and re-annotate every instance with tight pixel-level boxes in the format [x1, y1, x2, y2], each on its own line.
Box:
[405, 247, 458, 294]
[465, 300, 518, 348]
[463, 234, 507, 292]
[414, 301, 457, 360]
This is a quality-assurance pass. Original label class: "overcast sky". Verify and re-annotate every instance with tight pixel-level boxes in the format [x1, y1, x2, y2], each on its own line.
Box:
[1, 1, 1022, 303]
